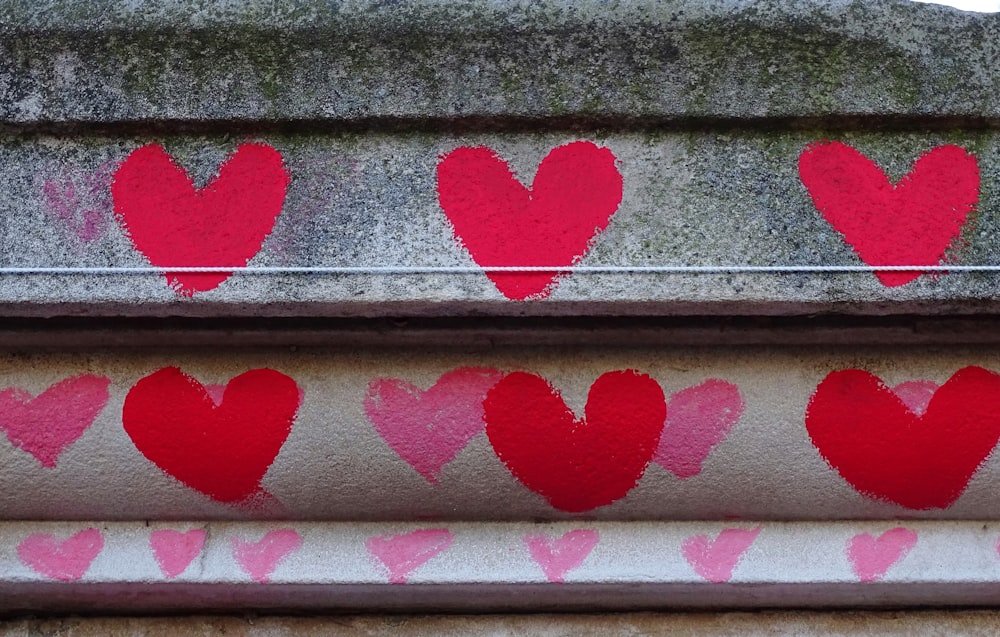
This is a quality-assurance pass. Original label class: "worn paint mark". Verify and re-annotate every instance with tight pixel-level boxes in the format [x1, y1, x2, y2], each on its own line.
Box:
[799, 141, 979, 286]
[364, 367, 505, 483]
[0, 374, 111, 468]
[805, 367, 1000, 509]
[655, 379, 744, 479]
[848, 527, 918, 582]
[437, 141, 623, 300]
[484, 370, 665, 512]
[150, 529, 206, 579]
[524, 529, 599, 583]
[365, 528, 454, 584]
[681, 527, 761, 583]
[231, 529, 302, 584]
[17, 528, 103, 582]
[111, 143, 290, 296]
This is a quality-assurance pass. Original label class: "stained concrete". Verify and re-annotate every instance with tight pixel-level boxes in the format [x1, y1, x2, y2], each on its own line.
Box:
[1, 0, 998, 123]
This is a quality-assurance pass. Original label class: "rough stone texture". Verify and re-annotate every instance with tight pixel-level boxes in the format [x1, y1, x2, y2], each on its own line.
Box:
[1, 0, 998, 124]
[3, 612, 1000, 636]
[1, 345, 1000, 520]
[3, 131, 1000, 316]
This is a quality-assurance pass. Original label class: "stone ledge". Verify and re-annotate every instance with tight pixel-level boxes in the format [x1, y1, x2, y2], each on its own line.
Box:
[1, 0, 998, 124]
[5, 612, 1000, 637]
[2, 521, 1000, 614]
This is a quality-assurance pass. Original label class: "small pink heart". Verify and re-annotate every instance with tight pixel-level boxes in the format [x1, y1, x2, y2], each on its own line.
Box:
[892, 380, 939, 416]
[366, 528, 454, 584]
[524, 529, 599, 583]
[0, 374, 111, 468]
[681, 527, 761, 583]
[231, 529, 302, 583]
[17, 528, 104, 581]
[848, 527, 917, 582]
[364, 368, 504, 483]
[150, 529, 206, 579]
[655, 379, 744, 478]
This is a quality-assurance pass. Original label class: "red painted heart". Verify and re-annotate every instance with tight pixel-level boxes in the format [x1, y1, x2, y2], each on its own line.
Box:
[484, 370, 665, 512]
[437, 141, 623, 300]
[798, 141, 979, 287]
[805, 366, 1000, 510]
[122, 367, 300, 503]
[112, 143, 290, 295]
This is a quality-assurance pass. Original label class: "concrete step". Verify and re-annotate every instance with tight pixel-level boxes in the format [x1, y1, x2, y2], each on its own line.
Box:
[2, 520, 999, 613]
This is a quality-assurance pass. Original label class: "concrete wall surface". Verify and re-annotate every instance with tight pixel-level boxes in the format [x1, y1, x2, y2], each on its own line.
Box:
[4, 0, 1000, 620]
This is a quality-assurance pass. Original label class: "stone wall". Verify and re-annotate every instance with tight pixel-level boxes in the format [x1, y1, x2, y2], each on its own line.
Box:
[2, 0, 1000, 619]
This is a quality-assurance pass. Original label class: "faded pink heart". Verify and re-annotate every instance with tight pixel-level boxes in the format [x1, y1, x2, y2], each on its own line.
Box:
[682, 527, 761, 583]
[524, 529, 599, 583]
[364, 367, 504, 483]
[655, 379, 744, 478]
[0, 374, 111, 468]
[366, 528, 454, 584]
[892, 380, 939, 416]
[231, 529, 302, 583]
[848, 527, 917, 583]
[17, 528, 104, 581]
[150, 529, 206, 579]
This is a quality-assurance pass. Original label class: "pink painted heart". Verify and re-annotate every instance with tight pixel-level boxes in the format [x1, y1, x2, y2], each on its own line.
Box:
[17, 528, 104, 581]
[799, 141, 979, 287]
[524, 529, 599, 583]
[365, 528, 454, 584]
[0, 374, 111, 468]
[437, 141, 623, 300]
[231, 529, 302, 583]
[112, 142, 290, 296]
[150, 529, 206, 579]
[364, 367, 505, 483]
[848, 527, 917, 583]
[681, 527, 761, 583]
[655, 379, 744, 478]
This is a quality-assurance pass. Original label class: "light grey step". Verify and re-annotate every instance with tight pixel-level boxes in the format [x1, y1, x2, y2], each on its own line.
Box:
[1, 520, 999, 613]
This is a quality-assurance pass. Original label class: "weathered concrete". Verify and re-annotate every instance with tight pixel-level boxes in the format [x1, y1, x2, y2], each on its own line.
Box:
[6, 612, 1000, 637]
[1, 521, 1000, 613]
[1, 0, 998, 124]
[3, 131, 1000, 316]
[1, 344, 1000, 520]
